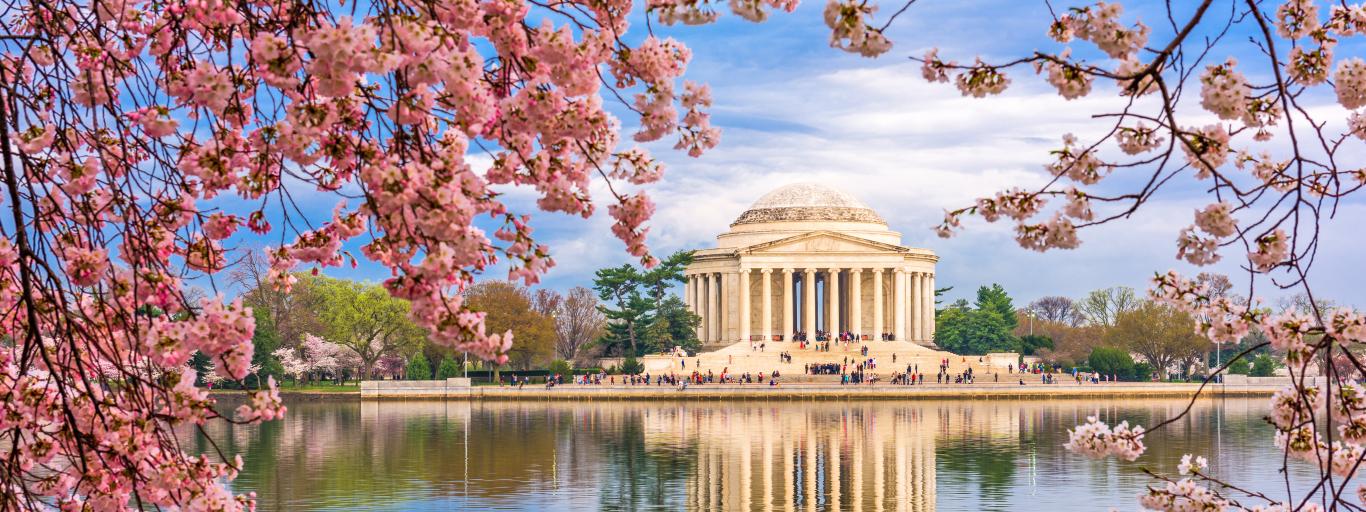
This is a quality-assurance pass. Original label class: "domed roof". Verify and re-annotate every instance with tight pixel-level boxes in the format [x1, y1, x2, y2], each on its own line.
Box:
[732, 183, 885, 226]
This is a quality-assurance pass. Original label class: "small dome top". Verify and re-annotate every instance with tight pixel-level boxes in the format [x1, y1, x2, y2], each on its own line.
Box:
[733, 183, 885, 226]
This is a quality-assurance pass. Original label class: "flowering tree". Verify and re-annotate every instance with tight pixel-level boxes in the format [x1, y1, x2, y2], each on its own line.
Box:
[0, 0, 721, 505]
[272, 333, 344, 383]
[644, 0, 1366, 507]
[791, 0, 1365, 509]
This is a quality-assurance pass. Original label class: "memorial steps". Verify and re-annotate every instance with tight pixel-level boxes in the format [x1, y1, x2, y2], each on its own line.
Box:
[640, 339, 1007, 382]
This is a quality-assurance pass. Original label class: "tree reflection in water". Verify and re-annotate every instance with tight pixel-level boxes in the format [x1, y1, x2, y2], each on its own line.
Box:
[194, 397, 1288, 511]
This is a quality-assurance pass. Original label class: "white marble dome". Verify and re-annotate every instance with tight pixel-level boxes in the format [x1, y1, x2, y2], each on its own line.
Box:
[732, 183, 885, 226]
[716, 183, 897, 248]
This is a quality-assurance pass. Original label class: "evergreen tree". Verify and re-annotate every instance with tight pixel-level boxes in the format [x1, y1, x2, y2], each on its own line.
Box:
[1019, 334, 1054, 356]
[406, 352, 431, 380]
[435, 356, 462, 379]
[648, 295, 701, 353]
[591, 250, 699, 357]
[933, 296, 1019, 355]
[974, 284, 1018, 331]
[1088, 346, 1136, 378]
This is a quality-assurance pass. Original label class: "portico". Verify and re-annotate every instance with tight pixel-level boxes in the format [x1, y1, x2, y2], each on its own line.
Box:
[683, 183, 938, 349]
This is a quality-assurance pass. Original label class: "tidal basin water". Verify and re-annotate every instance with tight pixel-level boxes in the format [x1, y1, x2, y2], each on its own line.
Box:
[198, 396, 1314, 511]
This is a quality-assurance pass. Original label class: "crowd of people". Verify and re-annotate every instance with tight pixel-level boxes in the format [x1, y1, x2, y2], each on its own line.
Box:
[509, 336, 1142, 390]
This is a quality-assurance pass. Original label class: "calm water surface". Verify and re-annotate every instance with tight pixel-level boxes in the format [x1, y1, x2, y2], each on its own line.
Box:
[196, 396, 1315, 511]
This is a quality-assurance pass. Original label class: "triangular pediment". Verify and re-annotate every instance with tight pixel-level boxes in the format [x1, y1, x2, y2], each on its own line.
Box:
[741, 231, 908, 255]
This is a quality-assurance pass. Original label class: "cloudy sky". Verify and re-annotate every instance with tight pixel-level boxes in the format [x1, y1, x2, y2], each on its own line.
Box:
[306, 0, 1366, 308]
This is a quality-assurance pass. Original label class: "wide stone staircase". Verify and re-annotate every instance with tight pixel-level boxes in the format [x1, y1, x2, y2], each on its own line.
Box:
[639, 339, 1011, 382]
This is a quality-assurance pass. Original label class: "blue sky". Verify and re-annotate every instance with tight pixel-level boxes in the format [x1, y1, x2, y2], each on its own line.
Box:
[245, 0, 1366, 309]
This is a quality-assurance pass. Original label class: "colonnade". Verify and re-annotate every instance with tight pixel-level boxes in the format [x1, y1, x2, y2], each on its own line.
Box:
[684, 266, 935, 344]
[685, 407, 936, 511]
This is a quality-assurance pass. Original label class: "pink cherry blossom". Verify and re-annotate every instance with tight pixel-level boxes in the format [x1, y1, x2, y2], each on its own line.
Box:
[1199, 58, 1251, 121]
[1334, 57, 1366, 109]
[1193, 202, 1237, 238]
[1249, 229, 1290, 271]
[1064, 415, 1146, 461]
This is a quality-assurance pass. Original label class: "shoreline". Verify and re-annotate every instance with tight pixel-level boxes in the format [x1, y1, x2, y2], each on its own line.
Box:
[298, 382, 1285, 401]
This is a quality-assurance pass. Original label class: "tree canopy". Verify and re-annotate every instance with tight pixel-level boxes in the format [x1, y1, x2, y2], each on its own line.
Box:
[592, 250, 699, 357]
[465, 281, 556, 371]
[934, 288, 1021, 356]
[974, 284, 1018, 331]
[1105, 301, 1210, 379]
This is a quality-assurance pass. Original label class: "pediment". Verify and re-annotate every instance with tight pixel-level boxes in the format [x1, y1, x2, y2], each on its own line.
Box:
[742, 231, 907, 255]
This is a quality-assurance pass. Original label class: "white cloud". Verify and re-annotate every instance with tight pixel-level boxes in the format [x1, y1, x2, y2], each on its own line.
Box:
[518, 59, 1365, 309]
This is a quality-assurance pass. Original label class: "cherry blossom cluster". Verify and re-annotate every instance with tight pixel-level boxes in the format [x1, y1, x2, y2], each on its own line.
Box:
[1064, 415, 1146, 461]
[0, 0, 733, 505]
[894, 0, 1366, 509]
[822, 0, 893, 57]
[273, 334, 356, 380]
[1137, 478, 1229, 512]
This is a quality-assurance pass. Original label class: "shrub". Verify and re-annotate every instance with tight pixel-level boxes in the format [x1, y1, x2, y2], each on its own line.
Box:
[1250, 354, 1281, 377]
[1226, 356, 1251, 375]
[435, 356, 462, 379]
[1019, 334, 1054, 356]
[619, 357, 644, 375]
[1132, 362, 1154, 382]
[1088, 346, 1135, 379]
[547, 359, 572, 377]
[406, 352, 431, 380]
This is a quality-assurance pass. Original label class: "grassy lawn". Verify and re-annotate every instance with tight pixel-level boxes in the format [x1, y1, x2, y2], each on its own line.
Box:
[280, 382, 361, 392]
[210, 382, 361, 393]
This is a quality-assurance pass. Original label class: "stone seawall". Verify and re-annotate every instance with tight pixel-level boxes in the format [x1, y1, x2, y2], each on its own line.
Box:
[358, 380, 1281, 401]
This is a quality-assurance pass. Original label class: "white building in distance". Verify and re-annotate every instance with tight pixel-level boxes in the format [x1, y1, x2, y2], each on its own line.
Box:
[684, 183, 938, 351]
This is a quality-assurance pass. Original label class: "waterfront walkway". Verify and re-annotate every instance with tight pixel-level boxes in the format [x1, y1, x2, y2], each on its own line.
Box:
[356, 380, 1281, 400]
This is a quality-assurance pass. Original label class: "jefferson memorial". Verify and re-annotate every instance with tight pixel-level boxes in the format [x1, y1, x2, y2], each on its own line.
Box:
[683, 183, 938, 350]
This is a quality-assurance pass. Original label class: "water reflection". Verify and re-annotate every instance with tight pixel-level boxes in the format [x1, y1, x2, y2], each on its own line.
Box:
[200, 397, 1292, 511]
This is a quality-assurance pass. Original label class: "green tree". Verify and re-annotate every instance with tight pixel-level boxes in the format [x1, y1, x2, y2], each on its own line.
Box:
[974, 284, 1018, 331]
[1078, 286, 1139, 327]
[247, 307, 284, 389]
[593, 264, 647, 356]
[1250, 354, 1281, 377]
[639, 250, 693, 303]
[547, 359, 572, 377]
[466, 281, 556, 371]
[591, 250, 696, 357]
[406, 352, 431, 380]
[435, 356, 462, 379]
[1105, 301, 1210, 378]
[645, 295, 701, 353]
[1088, 346, 1135, 379]
[1019, 334, 1054, 356]
[935, 306, 1019, 355]
[315, 277, 424, 379]
[619, 357, 644, 375]
[1227, 357, 1251, 375]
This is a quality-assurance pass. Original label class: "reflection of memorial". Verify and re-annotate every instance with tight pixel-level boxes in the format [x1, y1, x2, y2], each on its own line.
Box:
[652, 405, 938, 511]
[202, 397, 1271, 510]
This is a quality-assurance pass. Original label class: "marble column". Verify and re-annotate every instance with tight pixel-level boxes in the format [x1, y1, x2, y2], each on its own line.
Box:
[782, 269, 794, 341]
[707, 273, 719, 342]
[927, 273, 936, 341]
[893, 269, 906, 341]
[828, 269, 840, 335]
[850, 268, 862, 339]
[692, 275, 703, 340]
[803, 269, 816, 338]
[685, 275, 692, 312]
[923, 274, 934, 342]
[910, 272, 922, 342]
[872, 269, 884, 340]
[761, 268, 773, 341]
[740, 269, 752, 342]
[721, 272, 733, 342]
